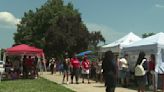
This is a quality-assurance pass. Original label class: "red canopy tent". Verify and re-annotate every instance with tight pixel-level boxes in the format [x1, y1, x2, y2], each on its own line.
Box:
[4, 44, 46, 71]
[6, 44, 43, 56]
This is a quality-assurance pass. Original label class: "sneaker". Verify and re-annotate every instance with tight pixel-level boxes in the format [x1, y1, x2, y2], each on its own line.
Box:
[76, 82, 79, 84]
[88, 82, 91, 84]
[82, 81, 84, 83]
[66, 81, 69, 84]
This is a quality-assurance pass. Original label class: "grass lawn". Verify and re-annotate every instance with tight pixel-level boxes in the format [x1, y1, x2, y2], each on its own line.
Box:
[0, 78, 75, 92]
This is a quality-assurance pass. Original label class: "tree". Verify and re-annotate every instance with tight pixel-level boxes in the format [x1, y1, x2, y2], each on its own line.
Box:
[89, 31, 105, 50]
[14, 0, 105, 58]
[142, 32, 155, 38]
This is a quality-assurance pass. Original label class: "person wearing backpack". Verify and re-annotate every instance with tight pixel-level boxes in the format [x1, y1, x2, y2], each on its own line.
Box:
[135, 51, 148, 92]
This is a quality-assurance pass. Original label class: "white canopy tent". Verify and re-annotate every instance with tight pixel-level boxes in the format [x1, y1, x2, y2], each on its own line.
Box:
[122, 32, 164, 74]
[122, 32, 164, 90]
[100, 32, 142, 53]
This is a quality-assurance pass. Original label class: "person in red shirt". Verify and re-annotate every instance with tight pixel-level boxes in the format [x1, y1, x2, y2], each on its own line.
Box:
[148, 54, 156, 92]
[70, 54, 80, 84]
[26, 56, 34, 77]
[149, 54, 155, 71]
[81, 55, 90, 84]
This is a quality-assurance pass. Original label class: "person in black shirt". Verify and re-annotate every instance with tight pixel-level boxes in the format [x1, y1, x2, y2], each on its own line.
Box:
[33, 56, 38, 78]
[49, 58, 55, 75]
[62, 56, 70, 84]
[23, 55, 28, 78]
[102, 51, 117, 92]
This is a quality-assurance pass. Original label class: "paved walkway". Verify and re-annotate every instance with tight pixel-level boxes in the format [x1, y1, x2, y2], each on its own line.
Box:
[40, 72, 138, 92]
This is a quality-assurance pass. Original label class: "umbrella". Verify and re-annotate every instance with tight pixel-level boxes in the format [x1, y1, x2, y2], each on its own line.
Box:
[76, 50, 92, 57]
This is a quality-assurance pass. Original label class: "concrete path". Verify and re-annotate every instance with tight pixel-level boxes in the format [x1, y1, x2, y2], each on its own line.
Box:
[40, 72, 138, 92]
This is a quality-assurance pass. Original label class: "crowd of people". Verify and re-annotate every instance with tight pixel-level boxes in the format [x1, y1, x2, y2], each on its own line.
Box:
[2, 50, 160, 92]
[22, 55, 39, 78]
[47, 50, 159, 92]
[48, 53, 103, 84]
[102, 50, 158, 92]
[4, 55, 40, 79]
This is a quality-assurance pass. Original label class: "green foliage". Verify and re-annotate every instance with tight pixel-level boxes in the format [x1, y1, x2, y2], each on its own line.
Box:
[14, 0, 105, 58]
[142, 32, 155, 38]
[89, 31, 105, 47]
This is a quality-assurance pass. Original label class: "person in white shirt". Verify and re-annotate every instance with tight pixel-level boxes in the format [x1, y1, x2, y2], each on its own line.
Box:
[119, 54, 129, 87]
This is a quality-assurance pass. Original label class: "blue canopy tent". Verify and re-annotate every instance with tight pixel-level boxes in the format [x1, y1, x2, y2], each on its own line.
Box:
[76, 50, 92, 57]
